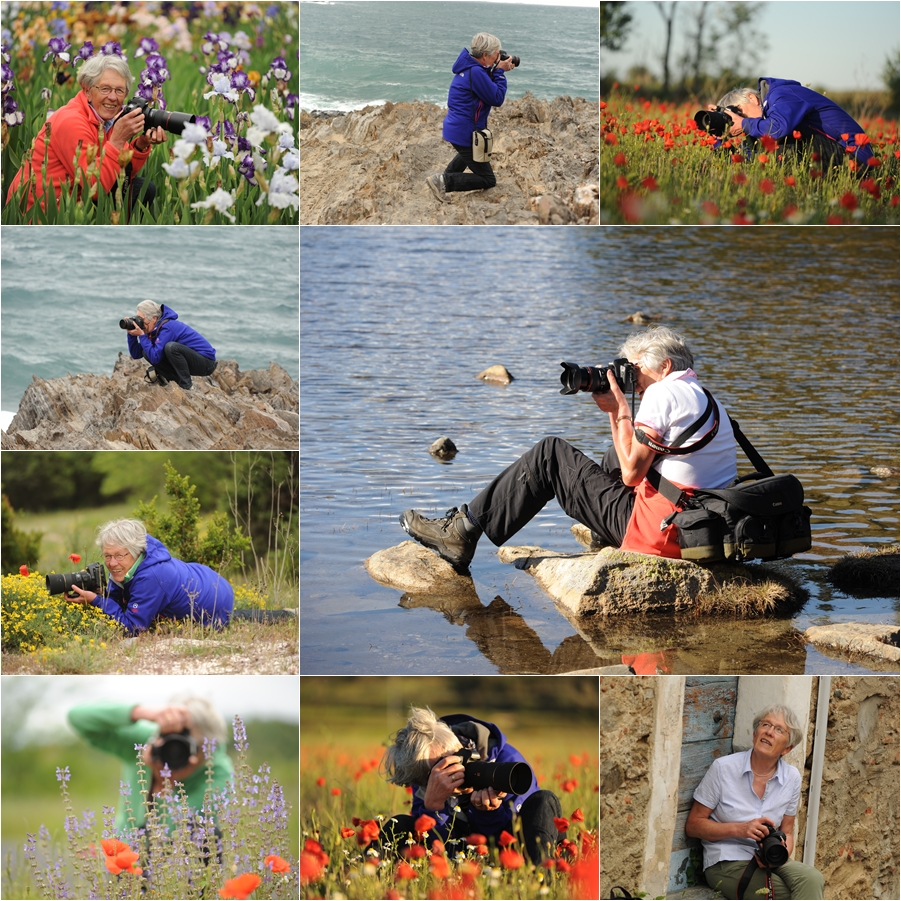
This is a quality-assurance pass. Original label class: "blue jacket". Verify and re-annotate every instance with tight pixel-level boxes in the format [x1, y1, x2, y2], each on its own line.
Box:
[442, 49, 507, 146]
[742, 77, 874, 162]
[127, 304, 216, 365]
[410, 713, 539, 841]
[93, 535, 234, 634]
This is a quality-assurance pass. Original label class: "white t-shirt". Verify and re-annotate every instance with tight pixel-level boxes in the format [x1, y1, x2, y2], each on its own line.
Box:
[635, 369, 737, 489]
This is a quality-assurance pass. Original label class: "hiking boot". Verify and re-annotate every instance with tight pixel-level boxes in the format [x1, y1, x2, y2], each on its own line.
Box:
[399, 504, 482, 570]
[145, 366, 168, 387]
[426, 173, 447, 203]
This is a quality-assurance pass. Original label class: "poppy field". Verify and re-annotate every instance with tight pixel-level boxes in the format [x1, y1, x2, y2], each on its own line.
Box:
[3, 716, 298, 900]
[600, 90, 899, 224]
[1, 0, 298, 224]
[300, 730, 600, 900]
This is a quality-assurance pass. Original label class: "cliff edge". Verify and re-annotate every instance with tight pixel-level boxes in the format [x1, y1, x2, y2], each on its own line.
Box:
[301, 93, 600, 224]
[1, 354, 298, 450]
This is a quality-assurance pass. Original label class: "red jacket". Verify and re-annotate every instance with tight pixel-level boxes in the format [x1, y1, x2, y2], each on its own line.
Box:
[6, 90, 151, 210]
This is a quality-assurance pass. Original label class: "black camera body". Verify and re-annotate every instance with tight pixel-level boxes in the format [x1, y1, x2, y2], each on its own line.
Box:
[758, 823, 789, 868]
[119, 315, 146, 331]
[559, 358, 636, 396]
[498, 50, 520, 68]
[120, 96, 196, 136]
[693, 105, 742, 137]
[151, 728, 198, 771]
[45, 561, 106, 599]
[457, 747, 533, 795]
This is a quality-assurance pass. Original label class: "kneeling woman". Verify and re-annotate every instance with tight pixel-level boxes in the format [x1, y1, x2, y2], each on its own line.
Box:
[68, 519, 234, 634]
[685, 705, 824, 899]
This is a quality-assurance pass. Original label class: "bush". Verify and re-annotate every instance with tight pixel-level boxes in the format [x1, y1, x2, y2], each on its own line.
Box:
[1, 494, 42, 575]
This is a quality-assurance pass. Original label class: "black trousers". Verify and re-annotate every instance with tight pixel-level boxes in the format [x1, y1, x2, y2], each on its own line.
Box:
[106, 175, 156, 216]
[382, 790, 563, 864]
[467, 437, 636, 548]
[443, 142, 497, 192]
[150, 342, 217, 389]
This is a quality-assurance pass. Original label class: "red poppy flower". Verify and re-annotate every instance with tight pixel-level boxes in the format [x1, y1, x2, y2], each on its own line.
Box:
[616, 175, 629, 190]
[340, 827, 355, 839]
[759, 134, 778, 152]
[730, 153, 743, 163]
[219, 872, 262, 899]
[561, 779, 578, 793]
[499, 849, 525, 870]
[759, 178, 775, 194]
[104, 849, 142, 875]
[385, 890, 402, 901]
[860, 178, 880, 199]
[498, 830, 517, 847]
[839, 191, 857, 211]
[571, 808, 585, 823]
[101, 838, 131, 857]
[600, 101, 607, 109]
[414, 814, 436, 837]
[19, 565, 29, 576]
[840, 133, 850, 141]
[866, 156, 882, 166]
[459, 861, 481, 884]
[554, 817, 570, 833]
[316, 777, 325, 786]
[429, 854, 451, 879]
[402, 844, 427, 860]
[431, 839, 445, 855]
[331, 787, 341, 795]
[569, 853, 599, 899]
[613, 152, 627, 166]
[604, 133, 618, 145]
[757, 153, 769, 164]
[855, 133, 870, 146]
[792, 129, 802, 139]
[68, 553, 81, 564]
[783, 176, 796, 186]
[732, 172, 748, 185]
[641, 175, 658, 191]
[356, 819, 380, 846]
[701, 201, 719, 217]
[303, 838, 329, 867]
[464, 833, 487, 846]
[264, 854, 290, 874]
[396, 862, 418, 880]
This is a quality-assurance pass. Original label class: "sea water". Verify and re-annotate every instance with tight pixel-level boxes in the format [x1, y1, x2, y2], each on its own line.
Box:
[0, 227, 299, 418]
[299, 0, 599, 111]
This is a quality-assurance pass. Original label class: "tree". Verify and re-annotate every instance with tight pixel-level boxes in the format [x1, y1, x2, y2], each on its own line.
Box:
[884, 50, 899, 113]
[1, 495, 42, 574]
[601, 1, 633, 53]
[677, 1, 718, 93]
[653, 1, 679, 93]
[714, 1, 768, 81]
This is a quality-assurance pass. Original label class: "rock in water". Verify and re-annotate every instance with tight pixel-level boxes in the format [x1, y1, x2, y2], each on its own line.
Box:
[365, 541, 475, 593]
[1, 354, 298, 450]
[476, 365, 514, 384]
[429, 436, 458, 459]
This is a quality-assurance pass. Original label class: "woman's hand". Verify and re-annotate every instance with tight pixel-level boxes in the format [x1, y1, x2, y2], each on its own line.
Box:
[131, 704, 192, 734]
[422, 754, 465, 810]
[496, 56, 516, 72]
[65, 585, 97, 604]
[133, 126, 167, 152]
[470, 787, 506, 811]
[738, 817, 776, 842]
[108, 107, 148, 147]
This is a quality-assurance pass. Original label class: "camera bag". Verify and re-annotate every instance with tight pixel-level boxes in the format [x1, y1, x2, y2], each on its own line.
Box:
[644, 402, 812, 564]
[472, 127, 493, 161]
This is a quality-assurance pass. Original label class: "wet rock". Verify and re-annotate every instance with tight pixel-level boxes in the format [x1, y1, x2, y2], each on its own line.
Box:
[497, 546, 805, 617]
[1, 354, 298, 450]
[429, 436, 458, 459]
[828, 545, 899, 596]
[623, 311, 661, 324]
[870, 466, 900, 478]
[365, 541, 474, 594]
[476, 365, 514, 384]
[804, 623, 900, 663]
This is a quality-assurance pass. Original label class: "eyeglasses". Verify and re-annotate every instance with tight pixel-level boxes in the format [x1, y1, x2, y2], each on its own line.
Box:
[93, 85, 127, 97]
[103, 553, 132, 563]
[759, 721, 787, 737]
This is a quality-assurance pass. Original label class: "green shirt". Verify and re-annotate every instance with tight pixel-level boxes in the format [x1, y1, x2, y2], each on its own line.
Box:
[67, 701, 234, 833]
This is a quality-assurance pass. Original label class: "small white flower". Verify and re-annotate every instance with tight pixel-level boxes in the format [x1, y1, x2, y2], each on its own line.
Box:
[191, 188, 236, 222]
[202, 75, 239, 103]
[257, 168, 298, 211]
[180, 121, 210, 145]
[281, 151, 299, 171]
[249, 104, 281, 133]
[278, 132, 296, 151]
[171, 139, 198, 160]
[162, 158, 199, 179]
[202, 139, 235, 167]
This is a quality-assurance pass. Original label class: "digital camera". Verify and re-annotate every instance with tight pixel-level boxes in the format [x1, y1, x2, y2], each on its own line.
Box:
[559, 359, 636, 395]
[151, 729, 199, 771]
[457, 747, 533, 795]
[757, 823, 789, 868]
[119, 96, 196, 136]
[693, 105, 742, 137]
[45, 561, 106, 599]
[119, 315, 146, 331]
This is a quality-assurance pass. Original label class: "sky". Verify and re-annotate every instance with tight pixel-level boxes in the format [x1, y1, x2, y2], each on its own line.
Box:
[602, 1, 900, 92]
[1, 676, 299, 747]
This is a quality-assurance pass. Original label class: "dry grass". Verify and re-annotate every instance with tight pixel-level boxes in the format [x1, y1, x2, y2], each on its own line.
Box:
[693, 564, 807, 617]
[828, 545, 900, 596]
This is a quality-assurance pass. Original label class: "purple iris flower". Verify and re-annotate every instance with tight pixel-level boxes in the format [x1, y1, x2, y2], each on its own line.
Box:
[74, 40, 93, 64]
[236, 135, 251, 153]
[135, 83, 154, 101]
[4, 94, 23, 124]
[49, 17, 69, 37]
[216, 49, 238, 71]
[100, 41, 125, 58]
[268, 55, 291, 81]
[135, 37, 158, 57]
[238, 154, 256, 183]
[202, 32, 228, 55]
[142, 67, 166, 86]
[195, 115, 212, 132]
[1, 62, 14, 95]
[42, 36, 71, 63]
[51, 0, 70, 9]
[144, 52, 167, 70]
[229, 70, 255, 101]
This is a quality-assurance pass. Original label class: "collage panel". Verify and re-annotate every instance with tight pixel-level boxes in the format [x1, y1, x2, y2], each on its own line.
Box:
[301, 675, 600, 899]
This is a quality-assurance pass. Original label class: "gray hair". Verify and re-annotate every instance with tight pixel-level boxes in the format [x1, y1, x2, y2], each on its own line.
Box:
[470, 32, 501, 60]
[620, 326, 695, 374]
[136, 299, 162, 320]
[380, 706, 461, 787]
[717, 86, 760, 110]
[171, 696, 227, 744]
[753, 705, 803, 749]
[77, 55, 134, 93]
[96, 519, 148, 558]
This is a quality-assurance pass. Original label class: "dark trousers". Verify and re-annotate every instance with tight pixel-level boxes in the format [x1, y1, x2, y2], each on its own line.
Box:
[444, 142, 497, 192]
[151, 342, 217, 389]
[382, 790, 563, 864]
[775, 132, 854, 170]
[107, 175, 156, 217]
[467, 437, 636, 548]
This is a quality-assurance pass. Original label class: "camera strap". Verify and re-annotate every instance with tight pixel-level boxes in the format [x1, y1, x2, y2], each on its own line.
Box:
[736, 856, 776, 899]
[634, 389, 717, 456]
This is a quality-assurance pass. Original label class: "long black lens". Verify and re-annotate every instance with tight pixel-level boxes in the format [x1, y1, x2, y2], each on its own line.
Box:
[694, 109, 730, 136]
[146, 108, 196, 135]
[119, 318, 134, 330]
[45, 573, 70, 595]
[463, 760, 534, 795]
[762, 836, 788, 867]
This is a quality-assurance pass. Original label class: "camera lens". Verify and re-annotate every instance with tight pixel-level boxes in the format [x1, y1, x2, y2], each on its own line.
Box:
[145, 107, 196, 136]
[119, 318, 134, 330]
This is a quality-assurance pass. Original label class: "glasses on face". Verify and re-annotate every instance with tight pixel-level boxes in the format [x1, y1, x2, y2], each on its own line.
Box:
[93, 85, 127, 98]
[760, 721, 787, 737]
[103, 552, 132, 564]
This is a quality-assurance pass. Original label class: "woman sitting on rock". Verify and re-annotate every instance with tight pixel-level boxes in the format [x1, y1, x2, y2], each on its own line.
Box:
[425, 32, 516, 202]
[67, 518, 234, 634]
[400, 327, 737, 570]
[685, 705, 825, 899]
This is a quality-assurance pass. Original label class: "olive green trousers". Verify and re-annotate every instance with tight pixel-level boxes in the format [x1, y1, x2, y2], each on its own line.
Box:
[704, 858, 825, 899]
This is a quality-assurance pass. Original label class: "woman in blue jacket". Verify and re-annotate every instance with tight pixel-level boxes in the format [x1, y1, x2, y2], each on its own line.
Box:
[426, 33, 516, 201]
[716, 78, 875, 169]
[126, 299, 218, 390]
[67, 518, 234, 634]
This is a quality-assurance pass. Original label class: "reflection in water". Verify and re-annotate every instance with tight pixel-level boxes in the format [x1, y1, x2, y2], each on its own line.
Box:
[301, 227, 899, 676]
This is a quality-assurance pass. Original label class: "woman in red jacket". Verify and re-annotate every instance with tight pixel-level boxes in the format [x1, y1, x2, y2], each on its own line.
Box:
[6, 54, 167, 214]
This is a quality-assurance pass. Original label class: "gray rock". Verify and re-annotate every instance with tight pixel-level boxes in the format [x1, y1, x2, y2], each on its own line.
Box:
[804, 623, 900, 663]
[497, 545, 804, 617]
[475, 365, 514, 384]
[429, 436, 458, 459]
[364, 541, 474, 594]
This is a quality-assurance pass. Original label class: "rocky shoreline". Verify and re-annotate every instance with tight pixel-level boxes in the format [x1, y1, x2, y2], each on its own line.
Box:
[300, 93, 600, 224]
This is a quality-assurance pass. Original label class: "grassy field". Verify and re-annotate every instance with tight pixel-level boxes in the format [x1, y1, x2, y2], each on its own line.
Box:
[301, 705, 599, 900]
[600, 90, 899, 224]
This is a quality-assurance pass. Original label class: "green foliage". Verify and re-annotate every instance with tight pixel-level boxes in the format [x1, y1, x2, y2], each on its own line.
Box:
[601, 1, 633, 52]
[1, 495, 42, 574]
[136, 462, 250, 569]
[1, 453, 110, 513]
[884, 51, 900, 113]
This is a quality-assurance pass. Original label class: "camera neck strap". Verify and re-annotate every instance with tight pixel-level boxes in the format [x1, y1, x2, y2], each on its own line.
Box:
[736, 856, 775, 900]
[634, 388, 717, 457]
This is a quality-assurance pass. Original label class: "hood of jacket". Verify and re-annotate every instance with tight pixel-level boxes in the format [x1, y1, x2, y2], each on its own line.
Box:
[140, 534, 174, 569]
[451, 48, 483, 76]
[441, 713, 506, 761]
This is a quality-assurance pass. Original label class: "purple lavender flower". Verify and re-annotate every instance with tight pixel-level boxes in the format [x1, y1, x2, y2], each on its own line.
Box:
[55, 766, 71, 783]
[232, 715, 248, 752]
[135, 36, 159, 58]
[42, 37, 71, 64]
[160, 764, 172, 779]
[265, 4, 280, 17]
[120, 781, 132, 797]
[100, 41, 125, 58]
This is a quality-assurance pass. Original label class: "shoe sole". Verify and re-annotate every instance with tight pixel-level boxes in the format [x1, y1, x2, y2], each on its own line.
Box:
[426, 178, 446, 204]
[399, 512, 470, 571]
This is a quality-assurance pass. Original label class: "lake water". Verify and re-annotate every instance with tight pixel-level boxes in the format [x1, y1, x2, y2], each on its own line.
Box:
[300, 226, 899, 676]
[299, 0, 600, 111]
[0, 227, 299, 416]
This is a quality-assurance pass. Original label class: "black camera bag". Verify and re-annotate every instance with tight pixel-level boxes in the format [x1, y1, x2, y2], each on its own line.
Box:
[644, 402, 812, 564]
